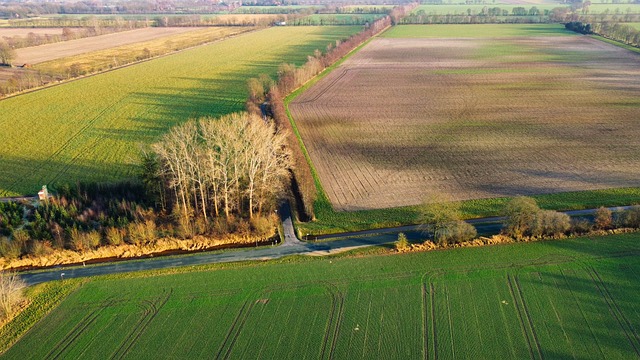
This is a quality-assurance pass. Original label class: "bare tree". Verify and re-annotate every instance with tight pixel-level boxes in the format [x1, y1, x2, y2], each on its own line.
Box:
[0, 271, 26, 321]
[0, 41, 16, 66]
[155, 112, 290, 223]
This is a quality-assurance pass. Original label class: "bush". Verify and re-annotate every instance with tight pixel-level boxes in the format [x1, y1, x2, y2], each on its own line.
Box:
[502, 197, 540, 239]
[0, 237, 21, 260]
[620, 206, 640, 228]
[85, 231, 101, 249]
[395, 232, 410, 252]
[105, 227, 125, 246]
[419, 196, 462, 244]
[594, 207, 613, 230]
[68, 227, 85, 251]
[570, 218, 592, 234]
[448, 221, 478, 244]
[127, 221, 156, 245]
[531, 210, 570, 237]
[0, 271, 25, 321]
[250, 216, 273, 238]
[28, 241, 54, 257]
[503, 197, 571, 238]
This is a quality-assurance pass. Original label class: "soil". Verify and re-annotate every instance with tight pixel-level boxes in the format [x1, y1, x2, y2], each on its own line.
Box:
[289, 36, 640, 211]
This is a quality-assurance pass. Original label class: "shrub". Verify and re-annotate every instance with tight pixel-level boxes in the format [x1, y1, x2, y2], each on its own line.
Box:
[0, 237, 21, 260]
[448, 221, 478, 244]
[570, 218, 592, 234]
[419, 195, 462, 244]
[620, 206, 640, 228]
[395, 232, 410, 252]
[250, 216, 273, 238]
[531, 210, 570, 237]
[127, 221, 157, 245]
[85, 231, 101, 249]
[0, 271, 26, 321]
[502, 196, 540, 239]
[105, 227, 125, 246]
[68, 227, 85, 252]
[28, 240, 54, 257]
[594, 207, 613, 230]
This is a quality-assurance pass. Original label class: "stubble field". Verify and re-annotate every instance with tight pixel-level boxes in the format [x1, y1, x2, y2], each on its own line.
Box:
[289, 25, 640, 211]
[12, 27, 216, 65]
[3, 233, 640, 358]
[0, 26, 360, 196]
[0, 28, 64, 37]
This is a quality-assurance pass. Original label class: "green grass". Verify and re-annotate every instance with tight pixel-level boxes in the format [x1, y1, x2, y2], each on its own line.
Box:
[0, 279, 82, 353]
[628, 23, 640, 30]
[382, 24, 573, 38]
[303, 13, 384, 25]
[3, 232, 640, 358]
[0, 26, 361, 197]
[300, 188, 640, 236]
[585, 3, 640, 14]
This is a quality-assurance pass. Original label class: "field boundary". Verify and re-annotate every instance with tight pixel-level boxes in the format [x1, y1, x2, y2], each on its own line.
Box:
[283, 32, 385, 214]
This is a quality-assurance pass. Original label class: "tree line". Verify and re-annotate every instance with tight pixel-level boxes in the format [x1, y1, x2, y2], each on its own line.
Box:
[149, 112, 291, 223]
[398, 196, 640, 251]
[566, 20, 640, 47]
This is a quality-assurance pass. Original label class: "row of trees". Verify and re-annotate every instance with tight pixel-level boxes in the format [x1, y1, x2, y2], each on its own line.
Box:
[592, 21, 640, 46]
[246, 12, 396, 219]
[150, 112, 291, 222]
[410, 196, 640, 248]
[566, 20, 640, 47]
[0, 41, 14, 66]
[401, 7, 640, 24]
[2, 26, 139, 52]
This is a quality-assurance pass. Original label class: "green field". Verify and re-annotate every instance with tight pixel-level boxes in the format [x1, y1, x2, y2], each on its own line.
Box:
[0, 26, 360, 197]
[628, 22, 640, 30]
[303, 13, 384, 25]
[382, 23, 572, 38]
[411, 4, 566, 15]
[585, 3, 640, 14]
[4, 232, 640, 358]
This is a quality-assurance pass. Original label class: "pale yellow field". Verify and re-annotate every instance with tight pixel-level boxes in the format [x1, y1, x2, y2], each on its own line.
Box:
[13, 27, 207, 65]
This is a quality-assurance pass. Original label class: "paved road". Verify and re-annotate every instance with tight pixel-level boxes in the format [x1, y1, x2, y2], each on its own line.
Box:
[16, 204, 636, 286]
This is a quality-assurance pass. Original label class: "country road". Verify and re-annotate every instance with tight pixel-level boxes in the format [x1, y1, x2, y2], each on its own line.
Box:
[15, 203, 635, 286]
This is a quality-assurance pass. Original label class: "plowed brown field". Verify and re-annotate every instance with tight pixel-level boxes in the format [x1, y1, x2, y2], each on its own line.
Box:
[289, 35, 640, 211]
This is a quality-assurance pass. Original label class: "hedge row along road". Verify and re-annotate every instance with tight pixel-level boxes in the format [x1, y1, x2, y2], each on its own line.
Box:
[18, 204, 634, 286]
